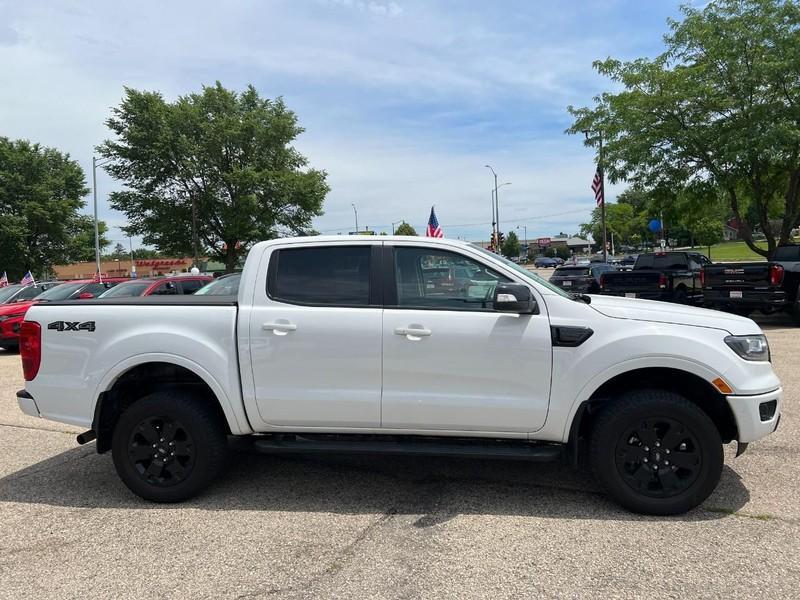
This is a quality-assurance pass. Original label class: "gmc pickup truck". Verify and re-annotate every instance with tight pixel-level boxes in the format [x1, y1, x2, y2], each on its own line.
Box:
[599, 251, 710, 304]
[16, 237, 781, 515]
[702, 244, 800, 319]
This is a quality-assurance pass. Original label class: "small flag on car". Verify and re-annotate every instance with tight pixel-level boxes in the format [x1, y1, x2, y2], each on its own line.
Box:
[0, 272, 7, 288]
[426, 206, 443, 238]
[20, 271, 35, 287]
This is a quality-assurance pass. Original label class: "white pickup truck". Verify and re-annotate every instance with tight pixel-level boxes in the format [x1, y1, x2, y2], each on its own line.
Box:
[16, 236, 782, 514]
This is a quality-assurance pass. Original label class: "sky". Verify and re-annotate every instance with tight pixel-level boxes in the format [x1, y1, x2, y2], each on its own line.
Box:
[0, 0, 693, 247]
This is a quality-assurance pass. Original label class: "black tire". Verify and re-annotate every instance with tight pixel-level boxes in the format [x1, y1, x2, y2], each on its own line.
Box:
[111, 390, 228, 502]
[0, 342, 18, 352]
[590, 389, 723, 515]
[673, 287, 688, 304]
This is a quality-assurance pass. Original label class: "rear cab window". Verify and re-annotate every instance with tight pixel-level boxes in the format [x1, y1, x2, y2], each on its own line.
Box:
[268, 245, 375, 307]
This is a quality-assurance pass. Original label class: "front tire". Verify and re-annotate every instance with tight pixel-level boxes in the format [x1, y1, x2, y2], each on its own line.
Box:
[111, 391, 229, 502]
[590, 389, 723, 515]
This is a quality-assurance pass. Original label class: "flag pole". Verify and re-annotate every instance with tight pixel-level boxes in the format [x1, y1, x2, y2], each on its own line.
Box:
[599, 132, 607, 263]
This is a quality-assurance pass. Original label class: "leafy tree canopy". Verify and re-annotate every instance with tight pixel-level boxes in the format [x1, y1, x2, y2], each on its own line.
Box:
[501, 230, 521, 258]
[394, 222, 417, 235]
[99, 82, 329, 272]
[568, 0, 800, 258]
[0, 137, 108, 279]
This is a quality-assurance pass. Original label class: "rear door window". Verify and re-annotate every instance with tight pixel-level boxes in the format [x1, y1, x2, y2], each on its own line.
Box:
[150, 281, 179, 295]
[635, 255, 654, 269]
[178, 279, 206, 295]
[269, 246, 372, 306]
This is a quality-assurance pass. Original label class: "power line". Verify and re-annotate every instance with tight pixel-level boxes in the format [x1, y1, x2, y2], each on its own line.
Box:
[315, 207, 590, 234]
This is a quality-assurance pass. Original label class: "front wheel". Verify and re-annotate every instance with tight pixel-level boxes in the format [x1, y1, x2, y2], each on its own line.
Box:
[590, 389, 723, 515]
[111, 391, 229, 502]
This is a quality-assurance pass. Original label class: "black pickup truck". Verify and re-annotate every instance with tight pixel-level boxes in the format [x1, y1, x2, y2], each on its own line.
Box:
[599, 251, 710, 303]
[702, 244, 800, 318]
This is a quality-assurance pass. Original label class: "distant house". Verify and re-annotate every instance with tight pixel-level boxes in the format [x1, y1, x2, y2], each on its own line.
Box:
[723, 224, 739, 241]
[551, 236, 592, 253]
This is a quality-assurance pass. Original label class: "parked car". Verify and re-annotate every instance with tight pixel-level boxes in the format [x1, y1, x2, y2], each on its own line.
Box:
[0, 279, 126, 351]
[98, 275, 212, 299]
[702, 244, 800, 319]
[0, 282, 65, 350]
[18, 236, 781, 515]
[550, 264, 617, 294]
[600, 251, 710, 303]
[195, 273, 242, 296]
[533, 256, 559, 268]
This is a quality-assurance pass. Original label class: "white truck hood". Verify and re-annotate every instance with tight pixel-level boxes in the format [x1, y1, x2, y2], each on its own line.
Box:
[587, 294, 761, 335]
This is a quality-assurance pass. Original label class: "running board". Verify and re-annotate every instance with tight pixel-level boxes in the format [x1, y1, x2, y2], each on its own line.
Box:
[251, 435, 564, 462]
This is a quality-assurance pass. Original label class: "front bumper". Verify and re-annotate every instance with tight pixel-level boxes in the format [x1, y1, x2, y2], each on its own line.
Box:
[726, 388, 782, 443]
[16, 389, 40, 418]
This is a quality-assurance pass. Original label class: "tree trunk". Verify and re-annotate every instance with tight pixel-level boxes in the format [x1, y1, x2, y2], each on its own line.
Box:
[224, 246, 238, 273]
[728, 186, 769, 259]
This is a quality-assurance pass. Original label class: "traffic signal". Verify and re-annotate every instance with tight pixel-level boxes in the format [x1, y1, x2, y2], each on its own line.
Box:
[497, 231, 505, 247]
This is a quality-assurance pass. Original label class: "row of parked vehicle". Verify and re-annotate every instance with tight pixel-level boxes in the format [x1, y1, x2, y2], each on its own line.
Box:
[545, 247, 800, 321]
[0, 273, 241, 350]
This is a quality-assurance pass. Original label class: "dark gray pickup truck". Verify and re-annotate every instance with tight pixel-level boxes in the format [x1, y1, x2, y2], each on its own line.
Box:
[599, 251, 710, 304]
[702, 245, 800, 320]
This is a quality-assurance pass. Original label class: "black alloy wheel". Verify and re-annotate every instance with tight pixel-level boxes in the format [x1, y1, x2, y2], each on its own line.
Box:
[126, 416, 196, 487]
[590, 389, 723, 515]
[112, 390, 228, 502]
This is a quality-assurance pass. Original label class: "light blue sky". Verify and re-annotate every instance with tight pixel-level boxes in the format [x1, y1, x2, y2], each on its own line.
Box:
[0, 0, 691, 246]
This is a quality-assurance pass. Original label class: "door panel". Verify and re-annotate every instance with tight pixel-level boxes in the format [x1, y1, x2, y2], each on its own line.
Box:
[248, 244, 382, 428]
[381, 246, 552, 432]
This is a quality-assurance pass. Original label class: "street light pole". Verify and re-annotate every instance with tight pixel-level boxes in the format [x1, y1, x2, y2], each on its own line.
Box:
[351, 203, 359, 233]
[92, 156, 112, 276]
[485, 165, 499, 250]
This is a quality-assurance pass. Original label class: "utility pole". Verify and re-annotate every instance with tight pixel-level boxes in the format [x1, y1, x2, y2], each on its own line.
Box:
[486, 165, 499, 251]
[128, 237, 136, 279]
[191, 197, 198, 268]
[491, 190, 497, 248]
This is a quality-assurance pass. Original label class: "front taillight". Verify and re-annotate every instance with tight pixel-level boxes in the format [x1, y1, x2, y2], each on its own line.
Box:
[19, 321, 41, 381]
[700, 267, 705, 287]
[658, 273, 667, 289]
[769, 264, 784, 286]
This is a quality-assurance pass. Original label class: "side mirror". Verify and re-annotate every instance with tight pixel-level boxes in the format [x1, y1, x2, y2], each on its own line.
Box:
[78, 292, 94, 300]
[493, 283, 537, 314]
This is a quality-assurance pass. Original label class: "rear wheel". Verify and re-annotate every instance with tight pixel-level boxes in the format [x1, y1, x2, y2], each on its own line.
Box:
[111, 391, 228, 502]
[590, 389, 723, 515]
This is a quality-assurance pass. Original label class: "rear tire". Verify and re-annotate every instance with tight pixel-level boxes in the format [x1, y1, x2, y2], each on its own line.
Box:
[590, 389, 723, 515]
[111, 390, 229, 502]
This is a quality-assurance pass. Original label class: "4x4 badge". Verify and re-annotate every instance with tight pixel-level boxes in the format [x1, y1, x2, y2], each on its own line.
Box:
[47, 321, 96, 332]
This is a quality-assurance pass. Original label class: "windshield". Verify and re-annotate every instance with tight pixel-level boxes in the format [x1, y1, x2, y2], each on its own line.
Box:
[0, 285, 23, 303]
[99, 281, 152, 298]
[195, 273, 241, 296]
[35, 282, 86, 301]
[473, 246, 571, 298]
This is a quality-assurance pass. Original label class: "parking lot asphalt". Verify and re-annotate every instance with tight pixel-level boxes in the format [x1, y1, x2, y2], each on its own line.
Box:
[1, 312, 798, 599]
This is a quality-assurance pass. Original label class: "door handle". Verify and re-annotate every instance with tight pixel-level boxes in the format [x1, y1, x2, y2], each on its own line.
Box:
[394, 326, 432, 337]
[262, 321, 297, 332]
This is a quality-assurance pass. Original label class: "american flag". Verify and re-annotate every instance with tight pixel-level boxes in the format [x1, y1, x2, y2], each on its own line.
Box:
[426, 206, 443, 238]
[20, 271, 35, 287]
[0, 272, 8, 288]
[591, 169, 604, 207]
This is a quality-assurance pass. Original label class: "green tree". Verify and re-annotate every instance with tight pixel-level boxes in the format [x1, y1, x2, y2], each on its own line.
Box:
[0, 137, 107, 279]
[99, 82, 330, 272]
[580, 202, 641, 247]
[692, 218, 725, 258]
[67, 217, 110, 263]
[501, 230, 521, 258]
[394, 222, 417, 236]
[568, 0, 800, 259]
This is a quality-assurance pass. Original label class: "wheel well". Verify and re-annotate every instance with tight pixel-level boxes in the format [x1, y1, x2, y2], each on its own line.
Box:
[93, 362, 230, 453]
[568, 367, 737, 465]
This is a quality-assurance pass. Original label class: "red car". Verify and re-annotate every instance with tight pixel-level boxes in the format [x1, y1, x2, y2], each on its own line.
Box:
[0, 278, 128, 351]
[97, 275, 212, 298]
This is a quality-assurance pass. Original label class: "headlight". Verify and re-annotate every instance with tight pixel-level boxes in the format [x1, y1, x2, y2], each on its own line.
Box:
[724, 335, 770, 362]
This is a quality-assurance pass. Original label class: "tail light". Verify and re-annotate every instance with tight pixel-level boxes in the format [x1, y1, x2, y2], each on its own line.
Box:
[599, 274, 606, 290]
[19, 321, 41, 381]
[658, 273, 667, 289]
[769, 264, 784, 286]
[700, 267, 705, 287]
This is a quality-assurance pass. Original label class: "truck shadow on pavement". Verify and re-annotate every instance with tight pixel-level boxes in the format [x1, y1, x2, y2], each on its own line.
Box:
[0, 443, 750, 522]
